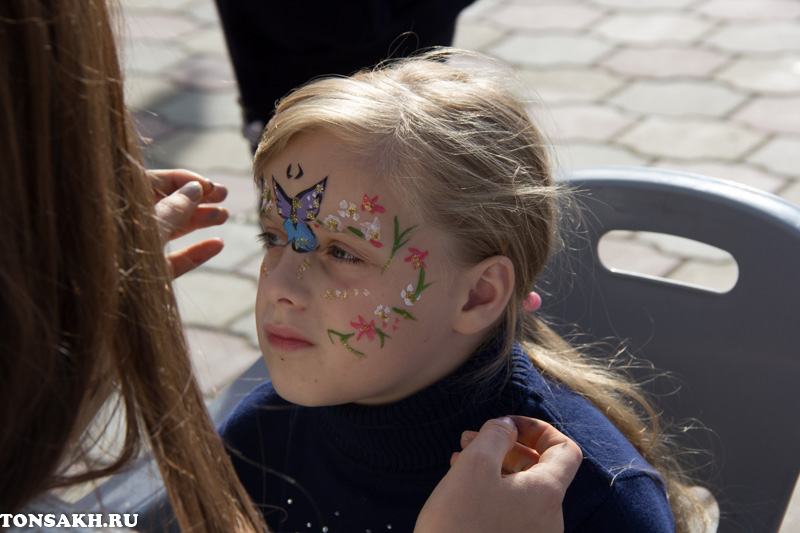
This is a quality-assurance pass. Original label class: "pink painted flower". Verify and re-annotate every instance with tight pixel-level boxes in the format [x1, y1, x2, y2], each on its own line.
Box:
[350, 315, 376, 341]
[404, 248, 428, 270]
[361, 194, 386, 214]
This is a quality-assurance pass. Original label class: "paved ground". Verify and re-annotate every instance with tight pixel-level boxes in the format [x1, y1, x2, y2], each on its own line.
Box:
[119, 0, 800, 529]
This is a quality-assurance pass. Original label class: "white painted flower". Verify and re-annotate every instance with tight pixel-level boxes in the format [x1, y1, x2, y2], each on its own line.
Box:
[374, 304, 391, 321]
[360, 217, 381, 241]
[401, 284, 417, 306]
[322, 214, 343, 232]
[338, 200, 360, 221]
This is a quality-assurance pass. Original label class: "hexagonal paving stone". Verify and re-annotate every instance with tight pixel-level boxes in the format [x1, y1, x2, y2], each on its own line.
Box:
[123, 12, 204, 42]
[152, 90, 242, 128]
[453, 21, 508, 51]
[535, 104, 635, 142]
[167, 56, 237, 91]
[488, 34, 614, 67]
[717, 56, 800, 94]
[608, 80, 747, 117]
[602, 46, 731, 78]
[519, 68, 626, 104]
[748, 136, 800, 178]
[487, 3, 605, 31]
[705, 22, 800, 53]
[593, 12, 712, 44]
[173, 270, 257, 329]
[555, 142, 650, 167]
[150, 128, 252, 173]
[733, 96, 800, 135]
[697, 0, 800, 19]
[591, 0, 694, 7]
[618, 117, 764, 159]
[186, 327, 262, 398]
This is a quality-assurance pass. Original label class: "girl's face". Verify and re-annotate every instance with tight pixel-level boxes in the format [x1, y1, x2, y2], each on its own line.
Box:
[255, 132, 477, 406]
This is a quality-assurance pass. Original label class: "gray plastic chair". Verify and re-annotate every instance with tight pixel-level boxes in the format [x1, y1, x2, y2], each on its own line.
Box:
[540, 166, 800, 533]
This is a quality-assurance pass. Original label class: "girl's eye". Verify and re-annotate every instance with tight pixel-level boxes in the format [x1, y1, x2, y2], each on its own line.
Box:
[329, 245, 361, 264]
[257, 231, 286, 248]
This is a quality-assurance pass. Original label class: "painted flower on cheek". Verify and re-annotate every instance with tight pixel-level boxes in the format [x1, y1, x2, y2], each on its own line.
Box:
[374, 304, 391, 327]
[401, 284, 419, 306]
[360, 217, 383, 248]
[322, 214, 343, 232]
[338, 200, 360, 221]
[404, 248, 428, 270]
[361, 194, 386, 214]
[350, 315, 376, 341]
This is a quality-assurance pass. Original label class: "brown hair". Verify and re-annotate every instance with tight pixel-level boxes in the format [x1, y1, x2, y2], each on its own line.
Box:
[253, 48, 710, 532]
[0, 1, 264, 530]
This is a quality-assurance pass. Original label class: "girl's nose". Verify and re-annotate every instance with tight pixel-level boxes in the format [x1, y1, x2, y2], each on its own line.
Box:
[261, 250, 313, 309]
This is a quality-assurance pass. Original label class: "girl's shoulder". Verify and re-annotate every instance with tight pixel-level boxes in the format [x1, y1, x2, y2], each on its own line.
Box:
[511, 355, 674, 531]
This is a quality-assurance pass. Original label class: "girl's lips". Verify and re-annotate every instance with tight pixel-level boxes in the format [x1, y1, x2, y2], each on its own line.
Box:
[264, 324, 314, 352]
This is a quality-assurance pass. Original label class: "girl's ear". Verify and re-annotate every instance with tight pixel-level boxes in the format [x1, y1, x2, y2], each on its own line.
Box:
[453, 256, 515, 335]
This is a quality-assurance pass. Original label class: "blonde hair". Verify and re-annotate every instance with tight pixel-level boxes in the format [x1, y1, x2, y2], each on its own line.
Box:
[254, 48, 708, 532]
[0, 1, 264, 530]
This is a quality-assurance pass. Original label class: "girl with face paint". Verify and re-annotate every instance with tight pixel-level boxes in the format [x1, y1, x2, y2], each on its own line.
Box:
[220, 49, 713, 533]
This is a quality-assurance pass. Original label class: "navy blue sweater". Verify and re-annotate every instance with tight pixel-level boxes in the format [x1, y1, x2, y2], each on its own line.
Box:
[220, 345, 675, 533]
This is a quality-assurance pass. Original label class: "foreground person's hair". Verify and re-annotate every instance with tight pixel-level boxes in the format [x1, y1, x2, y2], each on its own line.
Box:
[0, 1, 265, 530]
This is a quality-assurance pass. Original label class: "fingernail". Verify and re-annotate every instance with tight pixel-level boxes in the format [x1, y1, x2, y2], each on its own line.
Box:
[461, 431, 475, 445]
[498, 416, 517, 431]
[180, 181, 203, 201]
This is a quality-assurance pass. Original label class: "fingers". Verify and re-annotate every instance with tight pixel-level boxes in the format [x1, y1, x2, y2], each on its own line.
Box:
[531, 435, 583, 494]
[509, 416, 582, 481]
[149, 169, 227, 204]
[461, 430, 542, 474]
[450, 417, 519, 478]
[459, 416, 581, 479]
[154, 182, 229, 241]
[167, 238, 225, 278]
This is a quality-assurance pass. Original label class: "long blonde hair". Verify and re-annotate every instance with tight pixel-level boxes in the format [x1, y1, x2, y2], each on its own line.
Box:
[254, 48, 708, 532]
[0, 1, 265, 530]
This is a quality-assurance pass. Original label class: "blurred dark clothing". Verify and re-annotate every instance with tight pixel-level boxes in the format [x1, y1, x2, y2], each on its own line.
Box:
[214, 0, 475, 146]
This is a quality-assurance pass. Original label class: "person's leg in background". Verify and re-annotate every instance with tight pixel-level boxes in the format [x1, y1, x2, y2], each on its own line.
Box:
[214, 0, 475, 151]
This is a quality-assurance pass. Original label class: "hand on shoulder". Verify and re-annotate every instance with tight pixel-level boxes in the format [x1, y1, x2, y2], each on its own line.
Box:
[415, 416, 583, 533]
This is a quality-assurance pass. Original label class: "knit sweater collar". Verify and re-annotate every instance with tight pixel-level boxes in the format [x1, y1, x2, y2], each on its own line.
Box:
[315, 344, 540, 474]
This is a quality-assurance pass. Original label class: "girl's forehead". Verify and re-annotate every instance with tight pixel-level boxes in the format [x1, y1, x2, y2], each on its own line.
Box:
[266, 134, 405, 215]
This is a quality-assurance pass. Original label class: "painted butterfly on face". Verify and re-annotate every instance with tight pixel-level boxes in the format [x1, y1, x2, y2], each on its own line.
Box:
[272, 176, 328, 252]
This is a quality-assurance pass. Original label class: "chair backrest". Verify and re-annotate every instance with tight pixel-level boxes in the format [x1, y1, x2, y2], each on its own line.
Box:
[540, 166, 800, 533]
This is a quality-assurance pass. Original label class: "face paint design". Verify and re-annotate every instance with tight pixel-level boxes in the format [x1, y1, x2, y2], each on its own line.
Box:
[256, 133, 474, 406]
[322, 288, 371, 299]
[272, 176, 328, 252]
[296, 258, 312, 280]
[259, 176, 273, 215]
[361, 194, 386, 215]
[286, 163, 303, 180]
[327, 242, 433, 358]
[383, 217, 417, 273]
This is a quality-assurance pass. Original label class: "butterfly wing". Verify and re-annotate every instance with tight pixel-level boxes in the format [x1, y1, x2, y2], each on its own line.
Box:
[294, 177, 328, 224]
[271, 177, 295, 220]
[284, 218, 317, 252]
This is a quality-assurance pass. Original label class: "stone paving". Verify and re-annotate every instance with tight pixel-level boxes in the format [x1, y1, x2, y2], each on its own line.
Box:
[119, 0, 800, 528]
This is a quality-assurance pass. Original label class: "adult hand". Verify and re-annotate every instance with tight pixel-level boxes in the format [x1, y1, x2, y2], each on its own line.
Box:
[414, 416, 583, 533]
[150, 169, 229, 277]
